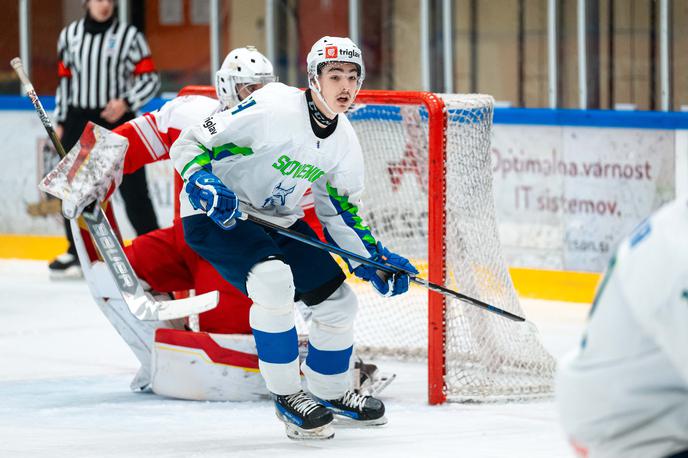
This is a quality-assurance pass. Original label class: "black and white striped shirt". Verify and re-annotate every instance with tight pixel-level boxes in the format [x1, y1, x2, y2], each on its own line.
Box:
[54, 15, 160, 122]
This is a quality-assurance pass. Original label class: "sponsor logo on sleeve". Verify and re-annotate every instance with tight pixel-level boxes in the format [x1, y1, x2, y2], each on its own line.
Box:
[202, 117, 218, 135]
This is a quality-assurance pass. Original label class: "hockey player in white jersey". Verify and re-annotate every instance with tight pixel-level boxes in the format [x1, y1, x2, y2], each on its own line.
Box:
[556, 198, 688, 458]
[170, 36, 419, 440]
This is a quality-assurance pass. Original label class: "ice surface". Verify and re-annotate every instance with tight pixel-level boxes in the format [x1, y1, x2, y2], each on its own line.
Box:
[0, 260, 588, 457]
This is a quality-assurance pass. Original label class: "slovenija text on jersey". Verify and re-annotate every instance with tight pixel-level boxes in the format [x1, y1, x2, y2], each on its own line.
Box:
[272, 154, 325, 183]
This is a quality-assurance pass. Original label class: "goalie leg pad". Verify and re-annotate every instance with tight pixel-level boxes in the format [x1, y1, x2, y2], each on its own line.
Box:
[151, 329, 269, 401]
[246, 259, 301, 395]
[94, 296, 158, 371]
[303, 283, 358, 400]
[70, 219, 178, 391]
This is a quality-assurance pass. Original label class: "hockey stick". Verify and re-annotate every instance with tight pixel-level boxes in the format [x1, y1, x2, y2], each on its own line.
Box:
[11, 57, 218, 321]
[237, 212, 524, 322]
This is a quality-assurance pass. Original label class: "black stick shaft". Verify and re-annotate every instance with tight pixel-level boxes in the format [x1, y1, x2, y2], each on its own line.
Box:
[11, 57, 144, 299]
[242, 213, 524, 322]
[10, 58, 67, 159]
[409, 277, 524, 321]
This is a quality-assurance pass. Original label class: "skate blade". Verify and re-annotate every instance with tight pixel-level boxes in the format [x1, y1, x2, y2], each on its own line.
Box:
[285, 423, 335, 441]
[333, 415, 388, 428]
[276, 412, 335, 441]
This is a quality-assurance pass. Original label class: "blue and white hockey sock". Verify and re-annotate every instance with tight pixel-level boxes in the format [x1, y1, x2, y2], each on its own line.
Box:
[302, 283, 357, 400]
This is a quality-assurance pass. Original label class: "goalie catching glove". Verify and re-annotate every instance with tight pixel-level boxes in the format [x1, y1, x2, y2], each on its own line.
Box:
[186, 169, 241, 230]
[354, 242, 418, 297]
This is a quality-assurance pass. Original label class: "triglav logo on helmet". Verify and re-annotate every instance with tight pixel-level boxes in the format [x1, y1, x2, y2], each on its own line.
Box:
[325, 46, 360, 60]
[339, 48, 360, 59]
[325, 46, 338, 58]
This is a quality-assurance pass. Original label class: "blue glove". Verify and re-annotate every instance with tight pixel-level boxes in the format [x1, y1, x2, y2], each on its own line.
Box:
[185, 169, 241, 230]
[353, 242, 419, 297]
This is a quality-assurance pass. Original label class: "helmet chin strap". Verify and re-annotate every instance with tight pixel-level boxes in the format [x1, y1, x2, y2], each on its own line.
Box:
[310, 78, 338, 120]
[309, 75, 362, 121]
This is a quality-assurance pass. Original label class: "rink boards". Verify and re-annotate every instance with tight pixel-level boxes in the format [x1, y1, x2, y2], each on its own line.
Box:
[2, 96, 688, 301]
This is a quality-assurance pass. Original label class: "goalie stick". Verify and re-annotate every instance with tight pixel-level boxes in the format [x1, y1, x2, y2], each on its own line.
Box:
[232, 212, 524, 322]
[11, 57, 217, 321]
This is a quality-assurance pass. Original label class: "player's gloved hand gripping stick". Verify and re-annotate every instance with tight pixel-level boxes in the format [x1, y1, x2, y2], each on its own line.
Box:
[186, 169, 241, 229]
[353, 242, 419, 297]
[11, 57, 218, 321]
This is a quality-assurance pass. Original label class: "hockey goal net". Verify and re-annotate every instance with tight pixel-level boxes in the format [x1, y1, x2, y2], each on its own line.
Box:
[175, 86, 556, 404]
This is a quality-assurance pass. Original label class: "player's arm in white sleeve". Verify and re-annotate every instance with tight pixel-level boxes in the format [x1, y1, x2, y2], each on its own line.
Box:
[311, 138, 377, 262]
[619, 207, 688, 383]
[170, 97, 265, 182]
[312, 133, 418, 297]
[170, 96, 268, 228]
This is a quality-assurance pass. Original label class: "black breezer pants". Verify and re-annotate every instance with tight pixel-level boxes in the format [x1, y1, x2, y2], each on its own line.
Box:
[60, 108, 159, 256]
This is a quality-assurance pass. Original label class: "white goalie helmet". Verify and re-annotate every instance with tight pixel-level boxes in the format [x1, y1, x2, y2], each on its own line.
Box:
[215, 46, 276, 107]
[306, 36, 365, 115]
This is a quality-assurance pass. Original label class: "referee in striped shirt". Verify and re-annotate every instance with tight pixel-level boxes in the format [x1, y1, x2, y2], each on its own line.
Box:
[51, 0, 161, 277]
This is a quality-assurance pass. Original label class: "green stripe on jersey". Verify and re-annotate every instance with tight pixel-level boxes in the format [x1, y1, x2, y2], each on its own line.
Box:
[210, 143, 254, 158]
[326, 182, 377, 247]
[180, 146, 212, 179]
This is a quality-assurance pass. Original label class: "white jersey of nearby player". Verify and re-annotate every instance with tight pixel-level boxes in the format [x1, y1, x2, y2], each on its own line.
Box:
[170, 82, 376, 259]
[556, 198, 688, 458]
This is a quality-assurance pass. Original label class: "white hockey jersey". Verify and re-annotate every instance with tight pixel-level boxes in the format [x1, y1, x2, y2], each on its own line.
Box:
[556, 198, 688, 458]
[170, 82, 378, 260]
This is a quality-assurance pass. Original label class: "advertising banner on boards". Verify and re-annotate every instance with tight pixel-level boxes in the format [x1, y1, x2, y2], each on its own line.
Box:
[492, 124, 675, 271]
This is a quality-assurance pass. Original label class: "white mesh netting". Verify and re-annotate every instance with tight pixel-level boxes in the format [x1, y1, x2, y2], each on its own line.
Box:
[341, 94, 556, 402]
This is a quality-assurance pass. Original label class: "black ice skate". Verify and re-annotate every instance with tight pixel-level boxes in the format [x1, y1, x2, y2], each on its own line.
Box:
[317, 390, 387, 427]
[48, 253, 82, 280]
[273, 390, 334, 440]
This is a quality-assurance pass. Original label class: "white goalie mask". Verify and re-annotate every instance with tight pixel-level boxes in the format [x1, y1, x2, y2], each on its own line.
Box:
[215, 46, 276, 108]
[306, 36, 365, 117]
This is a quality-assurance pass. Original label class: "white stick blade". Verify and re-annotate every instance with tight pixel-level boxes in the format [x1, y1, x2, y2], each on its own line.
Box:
[153, 291, 219, 321]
